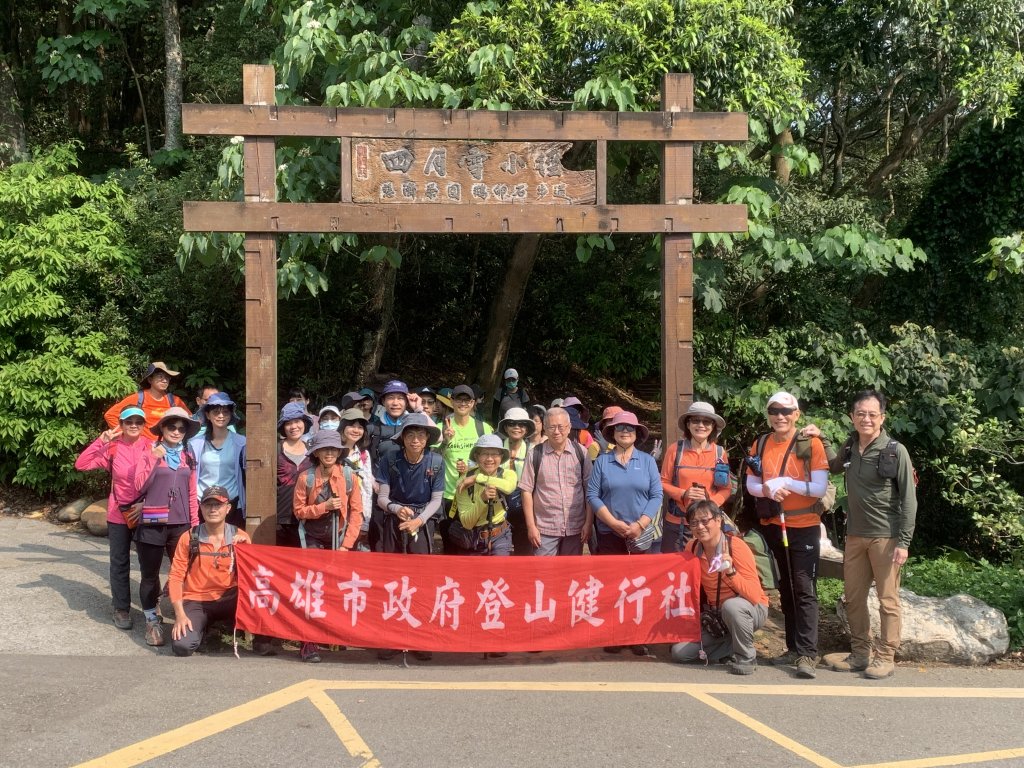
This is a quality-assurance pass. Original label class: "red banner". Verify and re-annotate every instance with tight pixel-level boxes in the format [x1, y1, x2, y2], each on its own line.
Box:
[235, 544, 702, 652]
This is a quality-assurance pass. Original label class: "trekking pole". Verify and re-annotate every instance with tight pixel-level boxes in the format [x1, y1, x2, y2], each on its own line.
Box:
[486, 498, 496, 554]
[331, 491, 340, 551]
[778, 508, 797, 610]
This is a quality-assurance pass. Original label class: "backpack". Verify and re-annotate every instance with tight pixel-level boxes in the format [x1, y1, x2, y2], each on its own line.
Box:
[741, 527, 779, 591]
[186, 523, 237, 576]
[530, 439, 586, 482]
[839, 434, 918, 488]
[669, 439, 730, 517]
[298, 465, 354, 549]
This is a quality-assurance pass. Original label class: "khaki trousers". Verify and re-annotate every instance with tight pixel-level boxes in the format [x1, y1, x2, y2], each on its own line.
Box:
[844, 536, 902, 661]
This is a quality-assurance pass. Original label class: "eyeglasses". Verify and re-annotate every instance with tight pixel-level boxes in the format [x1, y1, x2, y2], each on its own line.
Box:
[767, 406, 796, 416]
[688, 418, 715, 426]
[853, 411, 882, 420]
[688, 516, 717, 530]
[453, 396, 473, 404]
[614, 424, 636, 433]
[421, 398, 436, 406]
[164, 422, 187, 433]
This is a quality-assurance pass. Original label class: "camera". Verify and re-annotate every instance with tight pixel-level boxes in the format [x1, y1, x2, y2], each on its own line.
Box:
[755, 497, 782, 519]
[743, 454, 762, 475]
[700, 607, 728, 639]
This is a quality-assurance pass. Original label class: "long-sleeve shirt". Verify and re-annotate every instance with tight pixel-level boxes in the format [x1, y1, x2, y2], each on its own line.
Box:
[74, 435, 152, 524]
[686, 534, 768, 607]
[452, 468, 518, 529]
[829, 430, 917, 548]
[134, 448, 199, 527]
[587, 449, 663, 533]
[167, 525, 251, 603]
[104, 390, 188, 441]
[660, 439, 730, 521]
[745, 433, 828, 529]
[292, 463, 363, 550]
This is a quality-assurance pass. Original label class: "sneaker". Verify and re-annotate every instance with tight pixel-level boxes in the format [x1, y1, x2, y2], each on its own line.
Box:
[864, 659, 895, 679]
[770, 650, 799, 666]
[795, 655, 819, 679]
[729, 660, 757, 675]
[377, 648, 400, 660]
[112, 609, 133, 630]
[830, 653, 870, 672]
[145, 619, 165, 647]
[413, 651, 433, 661]
[630, 645, 649, 656]
[300, 642, 321, 663]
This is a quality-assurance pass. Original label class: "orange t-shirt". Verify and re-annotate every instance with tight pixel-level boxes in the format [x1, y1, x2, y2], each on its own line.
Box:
[660, 440, 730, 521]
[748, 434, 828, 528]
[104, 390, 189, 440]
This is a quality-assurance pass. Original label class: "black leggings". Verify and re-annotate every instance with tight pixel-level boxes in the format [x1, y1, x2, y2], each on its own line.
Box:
[136, 525, 189, 611]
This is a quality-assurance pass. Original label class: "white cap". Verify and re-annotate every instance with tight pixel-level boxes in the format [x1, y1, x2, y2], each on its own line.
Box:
[767, 391, 799, 410]
[503, 368, 518, 380]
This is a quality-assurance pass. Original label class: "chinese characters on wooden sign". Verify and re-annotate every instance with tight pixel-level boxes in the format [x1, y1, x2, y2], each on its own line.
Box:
[353, 140, 597, 205]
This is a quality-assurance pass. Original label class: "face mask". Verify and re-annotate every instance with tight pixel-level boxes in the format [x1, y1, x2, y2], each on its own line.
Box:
[320, 420, 340, 431]
[506, 380, 518, 389]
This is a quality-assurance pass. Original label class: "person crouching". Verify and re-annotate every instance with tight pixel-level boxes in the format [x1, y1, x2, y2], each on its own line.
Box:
[168, 486, 251, 657]
[670, 500, 768, 675]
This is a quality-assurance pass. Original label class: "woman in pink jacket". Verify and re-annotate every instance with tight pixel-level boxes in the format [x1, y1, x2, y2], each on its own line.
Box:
[75, 406, 152, 632]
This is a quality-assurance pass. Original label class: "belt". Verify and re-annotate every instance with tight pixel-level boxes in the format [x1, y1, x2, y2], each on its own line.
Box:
[477, 521, 510, 540]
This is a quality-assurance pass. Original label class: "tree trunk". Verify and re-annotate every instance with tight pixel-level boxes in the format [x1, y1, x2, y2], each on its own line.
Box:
[161, 0, 183, 151]
[471, 234, 544, 400]
[771, 126, 793, 185]
[355, 244, 399, 384]
[0, 56, 27, 167]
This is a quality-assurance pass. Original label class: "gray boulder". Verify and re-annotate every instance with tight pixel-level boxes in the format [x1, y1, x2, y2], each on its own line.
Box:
[57, 497, 92, 523]
[837, 587, 1009, 664]
[80, 500, 108, 537]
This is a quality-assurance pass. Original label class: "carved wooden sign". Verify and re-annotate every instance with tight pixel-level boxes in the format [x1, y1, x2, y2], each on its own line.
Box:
[352, 139, 596, 204]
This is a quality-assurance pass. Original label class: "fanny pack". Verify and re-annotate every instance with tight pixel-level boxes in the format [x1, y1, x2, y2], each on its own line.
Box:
[140, 506, 169, 525]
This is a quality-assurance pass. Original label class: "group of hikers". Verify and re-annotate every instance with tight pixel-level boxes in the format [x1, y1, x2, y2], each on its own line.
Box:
[77, 362, 917, 679]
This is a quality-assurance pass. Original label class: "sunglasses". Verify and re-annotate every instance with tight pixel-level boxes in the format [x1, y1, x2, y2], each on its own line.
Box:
[688, 516, 717, 530]
[122, 419, 145, 427]
[614, 424, 636, 432]
[688, 417, 715, 426]
[767, 406, 796, 416]
[164, 422, 187, 433]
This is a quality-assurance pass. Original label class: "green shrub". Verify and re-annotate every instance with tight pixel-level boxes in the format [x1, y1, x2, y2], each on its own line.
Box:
[903, 553, 1024, 649]
[818, 577, 844, 612]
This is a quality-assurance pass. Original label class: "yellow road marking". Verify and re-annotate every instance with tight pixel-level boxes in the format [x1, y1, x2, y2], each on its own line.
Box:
[308, 689, 381, 768]
[70, 678, 1024, 768]
[313, 680, 1024, 699]
[850, 747, 1024, 768]
[686, 690, 843, 768]
[70, 680, 318, 768]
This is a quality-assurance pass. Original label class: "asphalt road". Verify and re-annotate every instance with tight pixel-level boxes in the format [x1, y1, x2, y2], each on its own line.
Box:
[2, 516, 1023, 768]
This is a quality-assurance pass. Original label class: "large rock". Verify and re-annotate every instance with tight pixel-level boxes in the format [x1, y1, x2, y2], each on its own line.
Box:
[57, 497, 92, 523]
[80, 500, 108, 537]
[836, 587, 1009, 664]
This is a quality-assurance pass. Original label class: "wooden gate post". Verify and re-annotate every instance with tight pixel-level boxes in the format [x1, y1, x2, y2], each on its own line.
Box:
[661, 74, 695, 445]
[242, 64, 278, 543]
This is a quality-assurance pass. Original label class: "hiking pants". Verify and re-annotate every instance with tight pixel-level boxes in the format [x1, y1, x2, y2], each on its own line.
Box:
[108, 522, 133, 612]
[171, 590, 238, 657]
[136, 524, 189, 612]
[671, 597, 768, 665]
[534, 533, 584, 556]
[762, 523, 819, 657]
[844, 536, 902, 662]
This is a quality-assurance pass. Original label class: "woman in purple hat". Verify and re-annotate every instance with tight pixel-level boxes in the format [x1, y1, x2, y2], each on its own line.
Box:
[276, 401, 313, 548]
[190, 392, 247, 528]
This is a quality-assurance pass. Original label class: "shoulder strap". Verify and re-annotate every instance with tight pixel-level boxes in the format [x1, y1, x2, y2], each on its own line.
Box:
[186, 525, 202, 575]
[342, 464, 353, 494]
[716, 444, 724, 462]
[136, 390, 144, 407]
[755, 433, 769, 478]
[573, 440, 585, 466]
[166, 393, 174, 408]
[531, 444, 543, 480]
[475, 418, 484, 438]
[304, 467, 315, 493]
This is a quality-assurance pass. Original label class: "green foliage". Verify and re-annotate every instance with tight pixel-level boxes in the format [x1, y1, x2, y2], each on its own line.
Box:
[817, 577, 844, 612]
[903, 554, 1024, 648]
[0, 144, 135, 491]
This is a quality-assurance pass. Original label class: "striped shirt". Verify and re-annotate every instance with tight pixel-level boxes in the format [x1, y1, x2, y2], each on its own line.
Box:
[519, 442, 592, 537]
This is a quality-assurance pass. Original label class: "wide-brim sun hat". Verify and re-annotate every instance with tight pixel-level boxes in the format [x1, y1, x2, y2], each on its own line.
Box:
[470, 433, 510, 464]
[139, 361, 179, 388]
[561, 396, 591, 423]
[153, 407, 201, 442]
[497, 407, 536, 439]
[391, 412, 441, 446]
[201, 391, 241, 426]
[277, 401, 313, 435]
[436, 393, 453, 409]
[339, 408, 369, 428]
[599, 405, 624, 427]
[601, 410, 649, 445]
[679, 401, 726, 435]
[308, 429, 343, 453]
[381, 380, 410, 403]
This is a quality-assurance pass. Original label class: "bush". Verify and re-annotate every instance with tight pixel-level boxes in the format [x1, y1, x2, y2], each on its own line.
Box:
[817, 577, 844, 612]
[903, 553, 1024, 649]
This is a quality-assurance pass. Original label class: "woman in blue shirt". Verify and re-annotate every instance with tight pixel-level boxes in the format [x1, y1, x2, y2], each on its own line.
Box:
[189, 392, 246, 528]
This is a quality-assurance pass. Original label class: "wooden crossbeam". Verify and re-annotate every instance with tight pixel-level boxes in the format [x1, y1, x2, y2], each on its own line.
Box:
[182, 104, 748, 142]
[182, 201, 748, 235]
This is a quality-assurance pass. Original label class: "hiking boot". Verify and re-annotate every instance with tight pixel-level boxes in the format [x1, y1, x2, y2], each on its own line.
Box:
[770, 650, 799, 666]
[630, 645, 649, 656]
[300, 642, 321, 663]
[145, 619, 165, 647]
[864, 659, 895, 679]
[377, 648, 400, 660]
[795, 655, 819, 679]
[112, 609, 133, 630]
[830, 653, 870, 672]
[729, 660, 757, 675]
